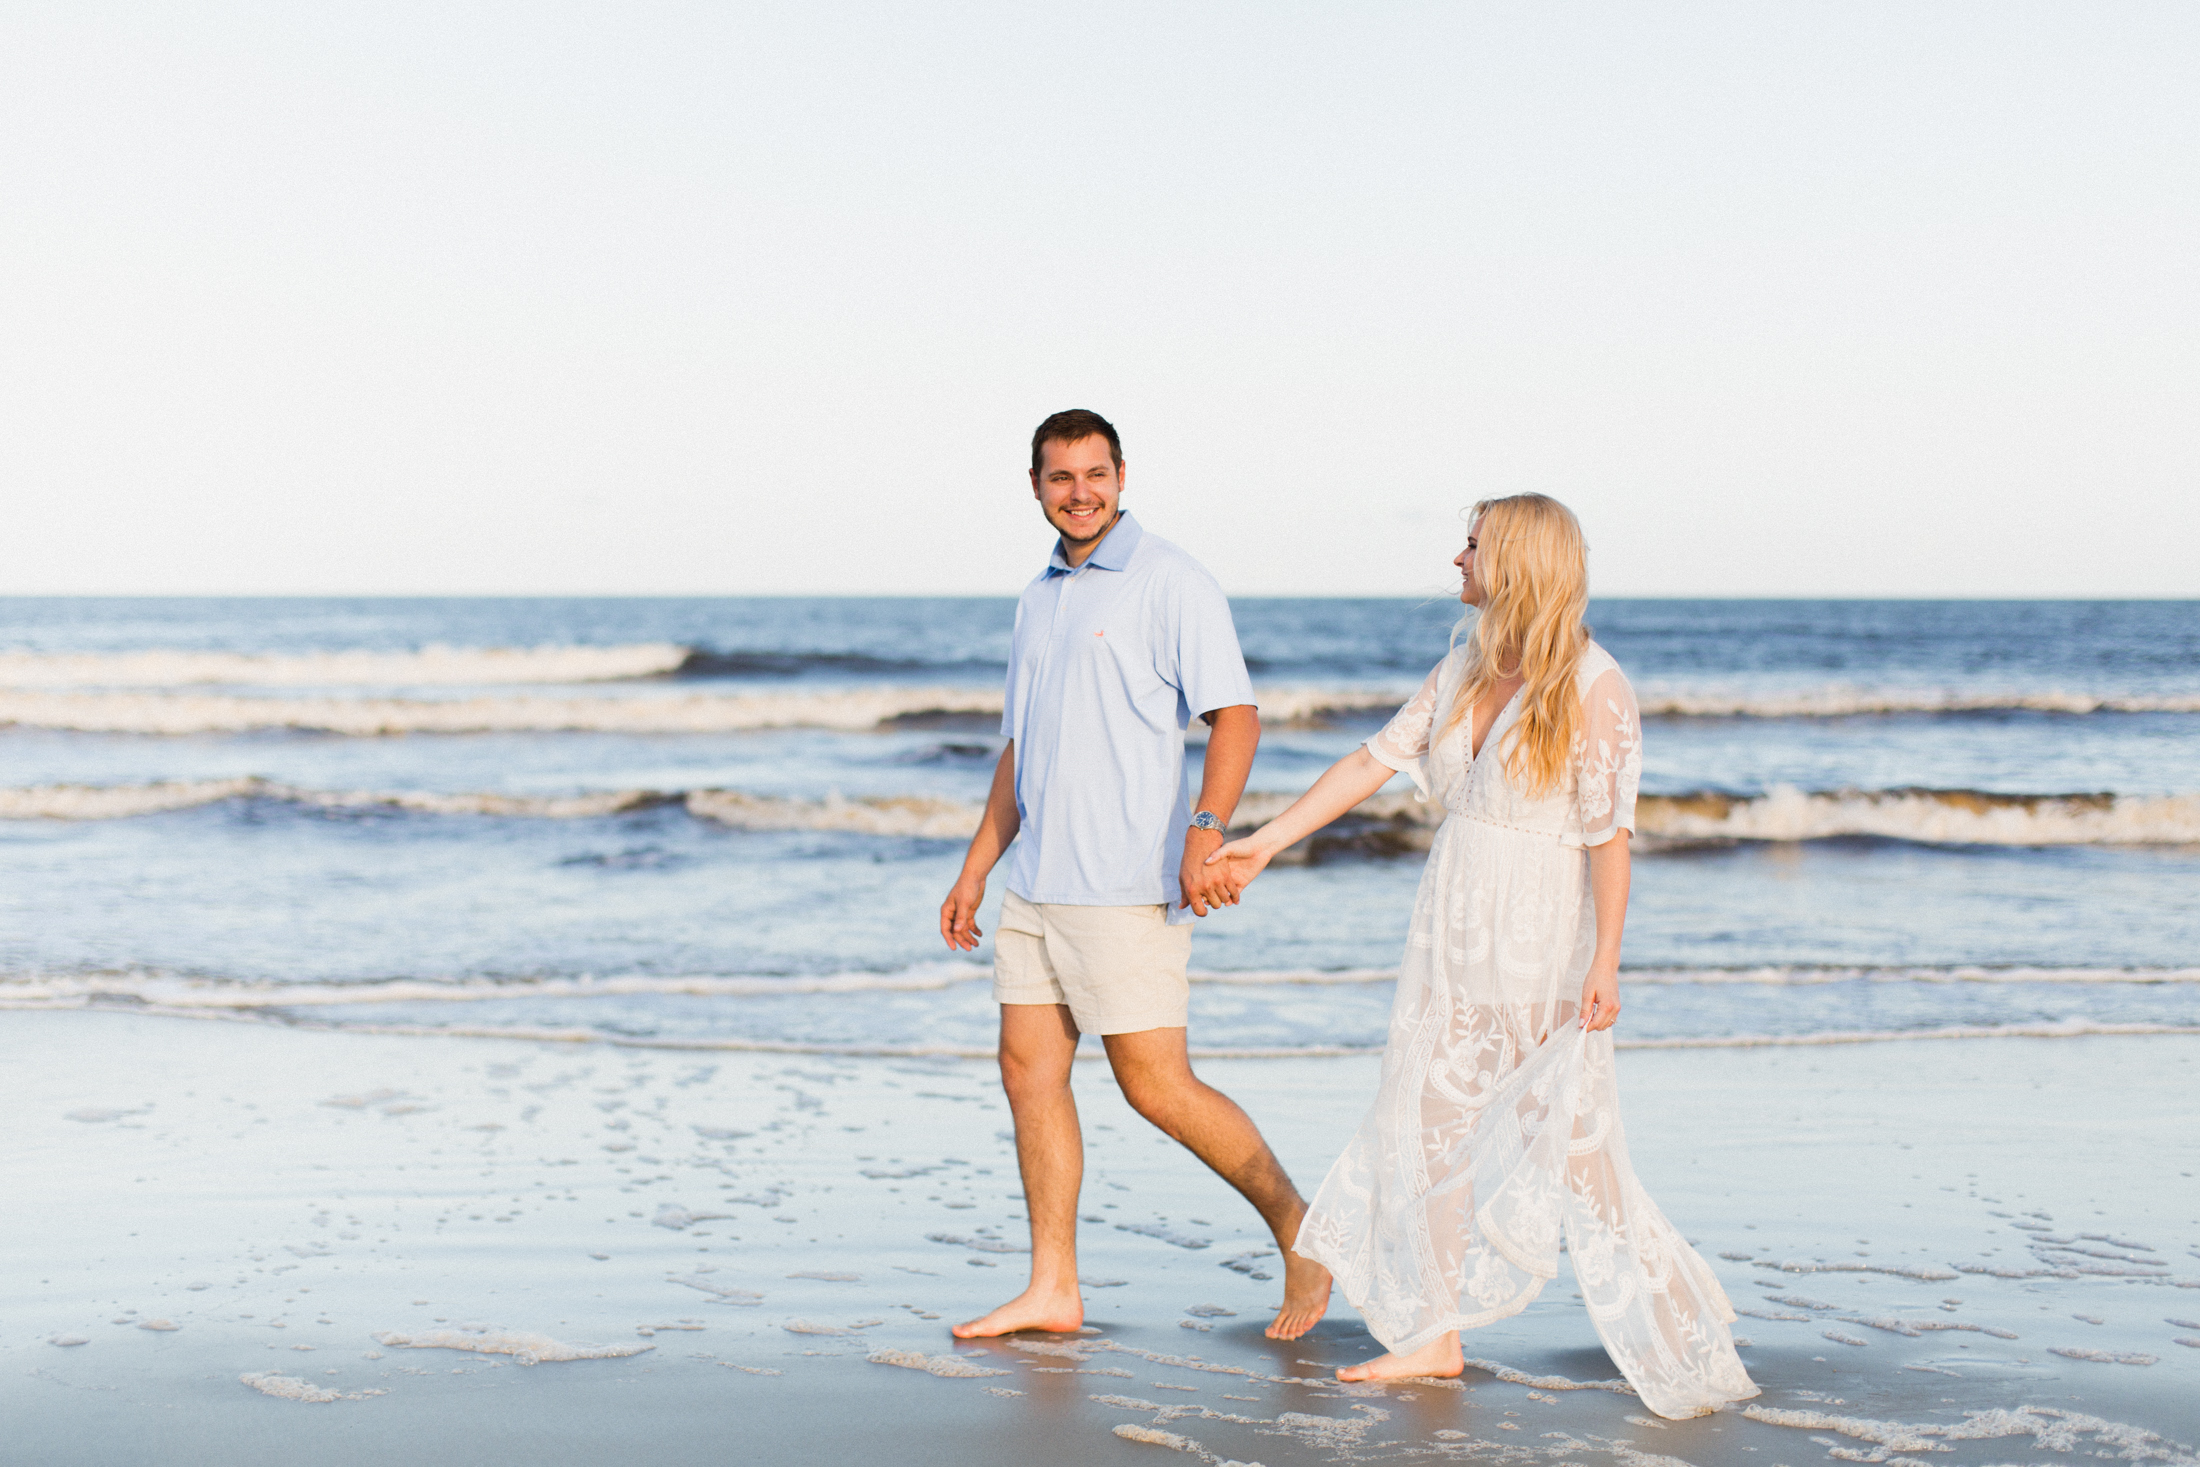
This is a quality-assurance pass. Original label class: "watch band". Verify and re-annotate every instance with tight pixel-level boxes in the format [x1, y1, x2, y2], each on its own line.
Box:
[1189, 810, 1224, 832]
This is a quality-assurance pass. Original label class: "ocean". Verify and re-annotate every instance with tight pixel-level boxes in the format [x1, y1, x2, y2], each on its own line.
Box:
[2, 596, 2196, 1056]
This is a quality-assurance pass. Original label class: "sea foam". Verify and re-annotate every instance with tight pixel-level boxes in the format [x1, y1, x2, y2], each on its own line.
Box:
[0, 644, 691, 688]
[238, 1371, 382, 1403]
[868, 1347, 1011, 1378]
[0, 777, 670, 821]
[0, 686, 1007, 735]
[1638, 786, 2200, 847]
[0, 963, 988, 1011]
[1633, 684, 2200, 717]
[370, 1327, 653, 1365]
[7, 776, 2197, 847]
[9, 675, 2194, 736]
[6, 965, 2200, 1058]
[1740, 1403, 2199, 1464]
[1245, 786, 2200, 849]
[9, 962, 2197, 1015]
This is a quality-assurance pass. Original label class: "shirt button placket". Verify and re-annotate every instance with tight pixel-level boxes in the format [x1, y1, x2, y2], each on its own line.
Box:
[1054, 571, 1077, 639]
[1036, 568, 1074, 686]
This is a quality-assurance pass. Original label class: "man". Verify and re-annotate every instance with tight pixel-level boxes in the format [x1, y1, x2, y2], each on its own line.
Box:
[939, 408, 1331, 1342]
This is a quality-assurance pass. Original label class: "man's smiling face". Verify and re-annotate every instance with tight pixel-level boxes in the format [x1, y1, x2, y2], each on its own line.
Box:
[1030, 433, 1123, 554]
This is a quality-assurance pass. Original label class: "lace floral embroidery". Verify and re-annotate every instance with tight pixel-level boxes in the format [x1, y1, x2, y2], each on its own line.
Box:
[1366, 663, 1442, 769]
[1573, 666, 1641, 845]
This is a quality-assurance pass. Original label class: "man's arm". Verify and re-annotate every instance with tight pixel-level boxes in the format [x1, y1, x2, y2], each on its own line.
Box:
[1179, 704, 1259, 916]
[941, 741, 1020, 951]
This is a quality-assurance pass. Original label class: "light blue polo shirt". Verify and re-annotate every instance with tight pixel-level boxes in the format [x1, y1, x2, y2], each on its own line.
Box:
[1001, 512, 1255, 923]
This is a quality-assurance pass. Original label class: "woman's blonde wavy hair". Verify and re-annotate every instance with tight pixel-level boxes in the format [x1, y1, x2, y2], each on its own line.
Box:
[1435, 493, 1591, 797]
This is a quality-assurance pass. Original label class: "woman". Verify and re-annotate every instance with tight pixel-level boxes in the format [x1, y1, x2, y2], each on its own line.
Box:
[1204, 494, 1757, 1419]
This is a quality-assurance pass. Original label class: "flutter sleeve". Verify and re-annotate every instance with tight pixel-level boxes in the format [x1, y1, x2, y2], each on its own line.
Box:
[1574, 662, 1641, 847]
[1365, 659, 1444, 779]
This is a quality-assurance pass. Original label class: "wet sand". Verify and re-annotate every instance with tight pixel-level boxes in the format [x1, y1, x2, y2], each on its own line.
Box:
[6, 1010, 2198, 1466]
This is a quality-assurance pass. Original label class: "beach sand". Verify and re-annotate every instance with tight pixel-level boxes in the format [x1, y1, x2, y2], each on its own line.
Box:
[6, 1011, 2197, 1466]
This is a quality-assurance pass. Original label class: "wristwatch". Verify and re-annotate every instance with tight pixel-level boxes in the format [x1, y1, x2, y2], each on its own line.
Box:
[1189, 810, 1225, 833]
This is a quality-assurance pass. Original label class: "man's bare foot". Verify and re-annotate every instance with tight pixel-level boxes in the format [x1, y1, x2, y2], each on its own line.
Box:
[951, 1282, 1084, 1339]
[1336, 1329, 1463, 1382]
[1264, 1248, 1333, 1340]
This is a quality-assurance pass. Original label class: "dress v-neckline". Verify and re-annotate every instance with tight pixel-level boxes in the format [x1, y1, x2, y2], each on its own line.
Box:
[1468, 684, 1525, 762]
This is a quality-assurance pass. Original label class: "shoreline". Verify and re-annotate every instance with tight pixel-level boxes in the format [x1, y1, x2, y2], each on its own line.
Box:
[7, 998, 2200, 1061]
[7, 1010, 2198, 1465]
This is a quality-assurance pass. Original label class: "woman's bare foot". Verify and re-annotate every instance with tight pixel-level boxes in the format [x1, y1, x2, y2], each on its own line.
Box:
[1336, 1329, 1463, 1382]
[1264, 1248, 1333, 1340]
[951, 1281, 1084, 1339]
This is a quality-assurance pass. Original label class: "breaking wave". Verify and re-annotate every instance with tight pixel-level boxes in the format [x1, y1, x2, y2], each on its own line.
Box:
[8, 962, 2194, 1011]
[0, 777, 674, 822]
[6, 778, 2198, 847]
[7, 964, 2197, 1058]
[0, 643, 1026, 689]
[0, 684, 1415, 734]
[1607, 964, 2200, 986]
[104, 1016, 2200, 1057]
[1189, 963, 2200, 988]
[4, 672, 2199, 736]
[1632, 685, 2200, 717]
[670, 649, 1001, 680]
[0, 644, 694, 688]
[0, 686, 1013, 735]
[1636, 786, 2200, 847]
[0, 964, 994, 1011]
[1241, 787, 2200, 852]
[0, 777, 983, 835]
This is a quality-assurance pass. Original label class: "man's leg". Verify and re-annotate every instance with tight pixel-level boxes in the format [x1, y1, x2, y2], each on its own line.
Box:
[952, 1003, 1087, 1338]
[1102, 1027, 1333, 1340]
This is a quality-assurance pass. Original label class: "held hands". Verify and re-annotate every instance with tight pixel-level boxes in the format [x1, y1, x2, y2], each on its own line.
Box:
[939, 874, 985, 952]
[1179, 827, 1234, 917]
[1197, 833, 1276, 909]
[1578, 962, 1622, 1032]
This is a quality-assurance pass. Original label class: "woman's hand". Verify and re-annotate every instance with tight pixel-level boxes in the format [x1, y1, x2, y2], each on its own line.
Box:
[1201, 835, 1276, 905]
[1578, 962, 1621, 1031]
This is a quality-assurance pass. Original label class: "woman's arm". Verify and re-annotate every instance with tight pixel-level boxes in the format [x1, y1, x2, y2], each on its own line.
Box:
[1578, 830, 1629, 1030]
[1200, 745, 1398, 902]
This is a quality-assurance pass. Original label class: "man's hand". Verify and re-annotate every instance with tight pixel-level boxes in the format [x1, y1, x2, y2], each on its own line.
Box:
[940, 743, 1017, 953]
[940, 874, 987, 951]
[1578, 962, 1621, 1031]
[1178, 826, 1232, 916]
[1180, 705, 1259, 917]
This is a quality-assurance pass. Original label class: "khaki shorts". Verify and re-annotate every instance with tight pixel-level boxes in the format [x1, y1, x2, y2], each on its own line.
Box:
[992, 891, 1192, 1035]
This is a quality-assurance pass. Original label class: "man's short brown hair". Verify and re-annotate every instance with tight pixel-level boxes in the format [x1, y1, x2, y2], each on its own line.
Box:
[1031, 409, 1123, 477]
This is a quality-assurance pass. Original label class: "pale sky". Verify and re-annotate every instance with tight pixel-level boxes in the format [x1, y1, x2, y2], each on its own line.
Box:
[3, 3, 2194, 598]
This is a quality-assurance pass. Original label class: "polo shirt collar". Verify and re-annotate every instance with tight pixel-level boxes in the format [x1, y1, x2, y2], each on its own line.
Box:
[1048, 509, 1143, 574]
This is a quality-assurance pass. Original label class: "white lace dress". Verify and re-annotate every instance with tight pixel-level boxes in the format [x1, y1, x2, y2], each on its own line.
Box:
[1294, 637, 1759, 1420]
